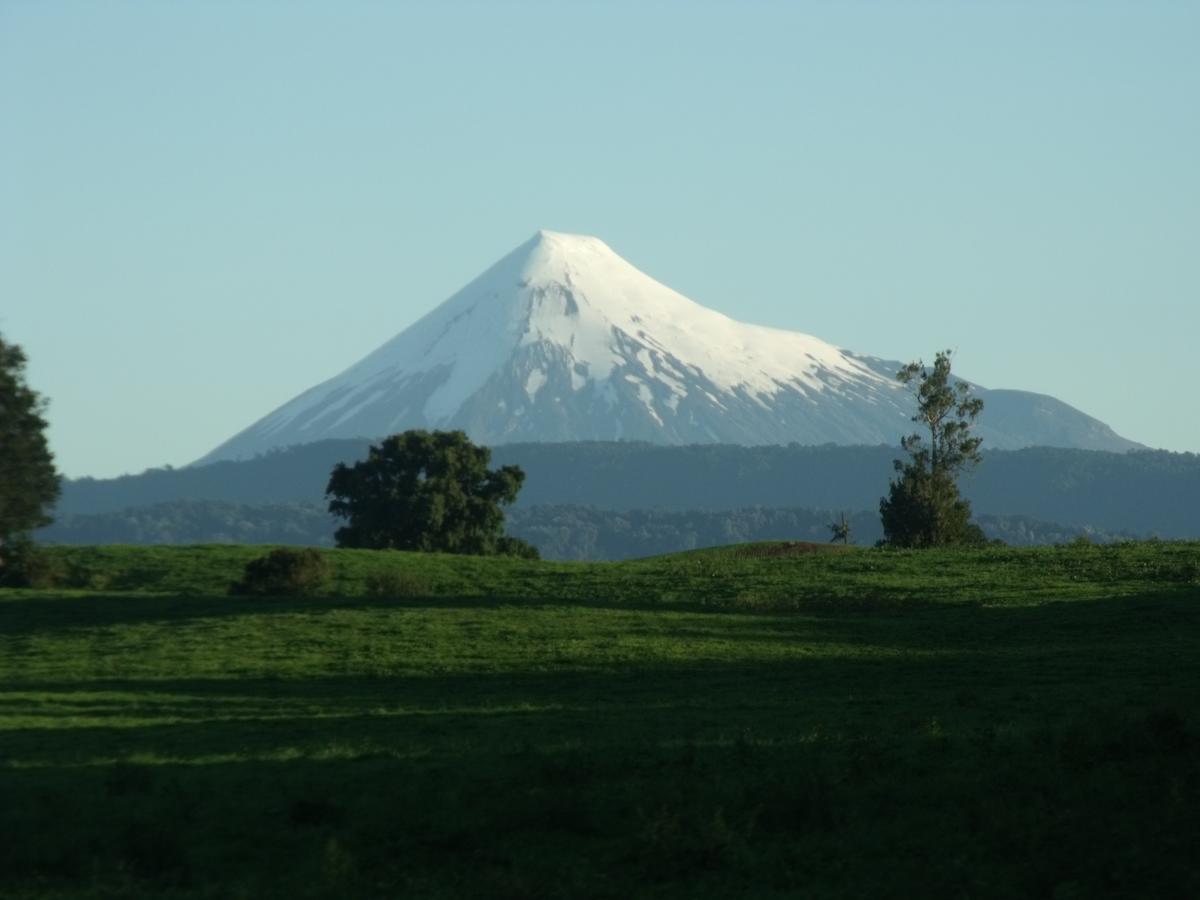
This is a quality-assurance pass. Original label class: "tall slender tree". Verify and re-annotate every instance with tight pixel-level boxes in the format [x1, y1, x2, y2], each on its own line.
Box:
[880, 350, 984, 547]
[0, 334, 60, 564]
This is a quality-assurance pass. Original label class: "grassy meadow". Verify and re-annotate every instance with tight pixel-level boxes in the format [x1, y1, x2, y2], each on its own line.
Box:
[2, 541, 1199, 898]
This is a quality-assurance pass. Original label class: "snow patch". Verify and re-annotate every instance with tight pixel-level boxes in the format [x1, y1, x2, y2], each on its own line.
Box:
[570, 364, 588, 391]
[637, 382, 663, 425]
[524, 368, 547, 400]
[329, 388, 387, 428]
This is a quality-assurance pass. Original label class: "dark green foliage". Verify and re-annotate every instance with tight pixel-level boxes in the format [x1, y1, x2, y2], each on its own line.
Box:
[326, 430, 526, 554]
[0, 334, 60, 566]
[230, 547, 331, 596]
[494, 534, 540, 559]
[364, 568, 430, 598]
[0, 534, 65, 588]
[881, 466, 983, 547]
[882, 351, 984, 547]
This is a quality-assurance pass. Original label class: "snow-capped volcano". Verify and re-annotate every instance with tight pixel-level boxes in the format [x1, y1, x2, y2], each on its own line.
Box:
[199, 230, 1138, 464]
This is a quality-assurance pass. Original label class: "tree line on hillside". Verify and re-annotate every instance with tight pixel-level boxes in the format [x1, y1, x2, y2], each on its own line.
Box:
[57, 439, 1200, 538]
[38, 500, 1140, 559]
[41, 501, 340, 547]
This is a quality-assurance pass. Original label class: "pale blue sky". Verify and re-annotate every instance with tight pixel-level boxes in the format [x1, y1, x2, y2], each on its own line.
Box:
[3, 1, 1197, 478]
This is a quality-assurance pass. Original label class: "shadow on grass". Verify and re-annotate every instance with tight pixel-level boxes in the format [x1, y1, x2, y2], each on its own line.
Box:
[4, 586, 1200, 898]
[6, 589, 1200, 770]
[2, 583, 1197, 649]
[2, 671, 1198, 900]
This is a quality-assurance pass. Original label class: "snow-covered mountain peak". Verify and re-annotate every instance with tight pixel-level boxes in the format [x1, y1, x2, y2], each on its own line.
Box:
[197, 232, 1142, 464]
[499, 229, 619, 288]
[512, 229, 672, 306]
[529, 228, 612, 254]
[458, 229, 885, 399]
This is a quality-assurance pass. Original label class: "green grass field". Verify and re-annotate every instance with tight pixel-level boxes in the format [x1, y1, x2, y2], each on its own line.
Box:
[3, 541, 1199, 898]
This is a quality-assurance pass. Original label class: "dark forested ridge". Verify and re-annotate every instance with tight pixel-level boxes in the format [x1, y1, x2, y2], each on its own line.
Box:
[56, 440, 1200, 537]
[42, 500, 339, 548]
[507, 506, 1137, 560]
[41, 499, 1139, 559]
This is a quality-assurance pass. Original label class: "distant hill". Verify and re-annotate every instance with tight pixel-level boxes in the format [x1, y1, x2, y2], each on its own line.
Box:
[54, 440, 1200, 539]
[42, 500, 337, 548]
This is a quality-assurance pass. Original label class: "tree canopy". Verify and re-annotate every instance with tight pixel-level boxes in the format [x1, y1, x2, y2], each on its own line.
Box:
[880, 350, 985, 547]
[0, 334, 60, 558]
[326, 430, 534, 556]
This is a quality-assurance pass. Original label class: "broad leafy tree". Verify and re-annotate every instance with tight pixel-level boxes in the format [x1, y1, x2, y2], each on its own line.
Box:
[326, 430, 533, 555]
[0, 334, 60, 563]
[880, 350, 984, 547]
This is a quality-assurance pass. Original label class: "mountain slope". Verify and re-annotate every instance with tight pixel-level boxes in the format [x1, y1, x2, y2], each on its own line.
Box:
[200, 230, 1139, 462]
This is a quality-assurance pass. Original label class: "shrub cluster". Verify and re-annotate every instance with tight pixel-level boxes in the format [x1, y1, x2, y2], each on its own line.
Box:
[364, 569, 429, 598]
[495, 535, 540, 560]
[0, 537, 64, 588]
[229, 548, 331, 597]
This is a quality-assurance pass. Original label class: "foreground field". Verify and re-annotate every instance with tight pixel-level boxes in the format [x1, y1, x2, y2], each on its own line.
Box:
[2, 542, 1199, 898]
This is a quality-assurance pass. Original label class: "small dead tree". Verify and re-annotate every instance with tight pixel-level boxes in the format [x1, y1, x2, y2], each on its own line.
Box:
[828, 512, 852, 545]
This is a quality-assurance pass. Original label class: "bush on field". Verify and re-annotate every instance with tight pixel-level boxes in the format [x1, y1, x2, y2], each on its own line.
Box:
[365, 569, 429, 598]
[0, 537, 65, 589]
[230, 548, 331, 597]
[496, 535, 540, 560]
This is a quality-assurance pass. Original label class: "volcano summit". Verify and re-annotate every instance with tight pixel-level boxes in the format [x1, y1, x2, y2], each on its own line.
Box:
[199, 230, 1138, 463]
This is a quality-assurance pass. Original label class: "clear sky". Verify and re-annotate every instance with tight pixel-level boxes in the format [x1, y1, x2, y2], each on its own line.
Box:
[3, 1, 1197, 479]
